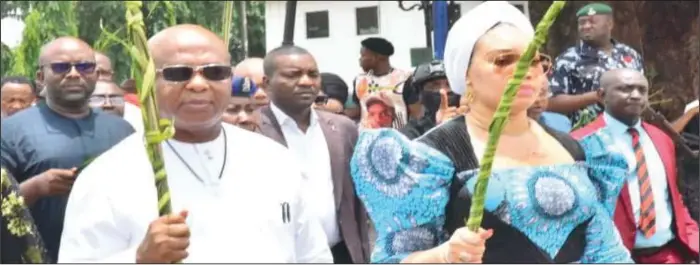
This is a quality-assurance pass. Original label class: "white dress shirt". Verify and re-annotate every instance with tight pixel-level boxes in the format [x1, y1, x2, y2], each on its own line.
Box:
[58, 123, 332, 263]
[270, 103, 340, 247]
[603, 113, 674, 248]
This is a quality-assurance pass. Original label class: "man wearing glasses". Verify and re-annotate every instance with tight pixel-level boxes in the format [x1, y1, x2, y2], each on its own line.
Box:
[0, 37, 134, 263]
[89, 80, 125, 117]
[59, 25, 332, 263]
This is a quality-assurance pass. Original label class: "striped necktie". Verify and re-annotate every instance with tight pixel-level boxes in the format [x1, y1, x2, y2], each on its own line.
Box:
[628, 128, 656, 238]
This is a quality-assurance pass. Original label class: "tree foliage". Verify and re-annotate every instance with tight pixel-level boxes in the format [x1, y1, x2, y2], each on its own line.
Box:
[1, 1, 266, 81]
[528, 0, 699, 118]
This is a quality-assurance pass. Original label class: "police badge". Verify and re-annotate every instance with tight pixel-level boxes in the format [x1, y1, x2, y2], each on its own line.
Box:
[242, 77, 251, 94]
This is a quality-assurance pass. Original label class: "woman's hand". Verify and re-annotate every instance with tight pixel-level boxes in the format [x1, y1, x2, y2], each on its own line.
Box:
[440, 227, 493, 263]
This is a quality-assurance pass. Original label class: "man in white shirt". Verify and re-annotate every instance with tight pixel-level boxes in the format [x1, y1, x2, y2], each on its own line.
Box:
[258, 45, 371, 263]
[58, 24, 332, 263]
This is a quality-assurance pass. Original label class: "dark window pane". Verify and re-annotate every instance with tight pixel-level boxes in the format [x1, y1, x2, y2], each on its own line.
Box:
[306, 11, 329, 39]
[356, 6, 379, 35]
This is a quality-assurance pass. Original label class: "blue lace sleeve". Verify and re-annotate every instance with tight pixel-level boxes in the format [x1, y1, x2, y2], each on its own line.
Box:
[578, 129, 631, 216]
[581, 204, 634, 263]
[350, 129, 455, 263]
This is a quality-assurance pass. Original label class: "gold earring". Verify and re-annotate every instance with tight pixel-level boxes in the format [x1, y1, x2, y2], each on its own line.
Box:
[465, 90, 475, 104]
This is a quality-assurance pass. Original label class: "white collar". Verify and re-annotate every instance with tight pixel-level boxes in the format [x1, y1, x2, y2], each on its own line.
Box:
[270, 102, 319, 127]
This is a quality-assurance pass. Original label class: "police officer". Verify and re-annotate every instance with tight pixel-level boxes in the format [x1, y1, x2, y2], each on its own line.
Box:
[548, 3, 644, 129]
[400, 60, 461, 139]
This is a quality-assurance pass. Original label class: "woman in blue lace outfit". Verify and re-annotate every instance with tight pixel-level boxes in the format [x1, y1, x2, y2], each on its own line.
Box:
[350, 2, 633, 263]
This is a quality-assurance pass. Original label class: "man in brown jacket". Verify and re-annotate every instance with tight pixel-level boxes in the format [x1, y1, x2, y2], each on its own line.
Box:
[257, 45, 370, 263]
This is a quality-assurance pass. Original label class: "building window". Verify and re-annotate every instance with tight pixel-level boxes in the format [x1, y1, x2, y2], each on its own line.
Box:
[306, 11, 329, 39]
[356, 6, 379, 35]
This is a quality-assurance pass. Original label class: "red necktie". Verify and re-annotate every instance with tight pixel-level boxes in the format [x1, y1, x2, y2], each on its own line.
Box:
[628, 128, 656, 238]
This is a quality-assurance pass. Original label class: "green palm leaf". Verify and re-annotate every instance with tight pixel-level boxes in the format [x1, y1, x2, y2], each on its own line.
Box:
[221, 1, 235, 48]
[122, 0, 176, 219]
[465, 1, 567, 232]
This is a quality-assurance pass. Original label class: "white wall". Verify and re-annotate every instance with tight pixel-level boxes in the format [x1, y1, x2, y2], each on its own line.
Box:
[264, 1, 529, 87]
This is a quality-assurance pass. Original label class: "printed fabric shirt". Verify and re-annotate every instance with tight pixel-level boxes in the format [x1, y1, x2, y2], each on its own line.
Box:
[352, 69, 413, 129]
[549, 40, 644, 129]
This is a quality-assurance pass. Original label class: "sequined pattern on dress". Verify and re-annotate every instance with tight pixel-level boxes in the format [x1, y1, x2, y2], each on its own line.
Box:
[351, 129, 453, 263]
[460, 164, 622, 259]
[351, 129, 632, 263]
[576, 127, 632, 216]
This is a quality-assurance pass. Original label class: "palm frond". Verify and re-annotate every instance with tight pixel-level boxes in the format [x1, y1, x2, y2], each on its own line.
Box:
[221, 1, 235, 48]
[123, 1, 176, 220]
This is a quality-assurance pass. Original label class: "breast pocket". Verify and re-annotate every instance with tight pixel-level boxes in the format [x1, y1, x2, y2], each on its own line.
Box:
[247, 202, 297, 262]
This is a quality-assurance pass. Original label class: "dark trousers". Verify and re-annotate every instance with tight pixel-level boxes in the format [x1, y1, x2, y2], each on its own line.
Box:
[331, 241, 353, 264]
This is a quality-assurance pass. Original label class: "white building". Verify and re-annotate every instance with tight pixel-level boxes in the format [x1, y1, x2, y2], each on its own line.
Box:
[265, 0, 529, 87]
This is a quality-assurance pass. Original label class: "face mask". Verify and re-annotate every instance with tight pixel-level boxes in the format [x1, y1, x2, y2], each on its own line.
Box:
[421, 90, 461, 117]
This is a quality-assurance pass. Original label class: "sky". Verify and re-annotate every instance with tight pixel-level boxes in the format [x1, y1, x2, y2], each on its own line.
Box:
[1, 17, 25, 48]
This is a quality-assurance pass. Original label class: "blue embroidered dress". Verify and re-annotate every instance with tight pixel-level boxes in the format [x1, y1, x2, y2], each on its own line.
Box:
[351, 116, 633, 263]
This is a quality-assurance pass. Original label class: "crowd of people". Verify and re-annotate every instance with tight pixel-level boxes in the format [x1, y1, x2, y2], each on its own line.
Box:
[1, 1, 698, 264]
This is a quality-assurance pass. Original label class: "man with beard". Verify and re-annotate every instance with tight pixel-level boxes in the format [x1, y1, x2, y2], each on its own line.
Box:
[0, 37, 135, 262]
[222, 76, 261, 132]
[234, 57, 269, 106]
[572, 69, 698, 263]
[549, 3, 644, 129]
[89, 80, 125, 117]
[58, 25, 332, 263]
[400, 60, 460, 139]
[258, 45, 370, 263]
[1, 76, 37, 117]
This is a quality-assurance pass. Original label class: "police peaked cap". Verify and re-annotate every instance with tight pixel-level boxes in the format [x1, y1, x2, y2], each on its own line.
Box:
[576, 3, 613, 17]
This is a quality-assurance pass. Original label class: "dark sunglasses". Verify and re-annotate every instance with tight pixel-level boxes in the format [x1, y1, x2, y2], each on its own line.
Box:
[315, 95, 329, 104]
[158, 64, 232, 82]
[43, 62, 97, 75]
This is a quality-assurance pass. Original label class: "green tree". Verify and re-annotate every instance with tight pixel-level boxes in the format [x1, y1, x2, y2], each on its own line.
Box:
[2, 1, 266, 81]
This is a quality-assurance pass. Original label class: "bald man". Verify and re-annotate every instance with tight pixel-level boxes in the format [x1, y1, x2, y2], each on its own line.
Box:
[89, 80, 125, 117]
[572, 69, 699, 263]
[0, 37, 134, 262]
[234, 57, 269, 106]
[59, 25, 333, 263]
[95, 52, 114, 81]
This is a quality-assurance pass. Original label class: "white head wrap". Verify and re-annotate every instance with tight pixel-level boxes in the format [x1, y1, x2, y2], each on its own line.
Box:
[444, 1, 535, 95]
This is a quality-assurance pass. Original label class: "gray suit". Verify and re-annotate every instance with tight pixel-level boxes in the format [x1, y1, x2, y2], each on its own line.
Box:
[259, 106, 370, 263]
